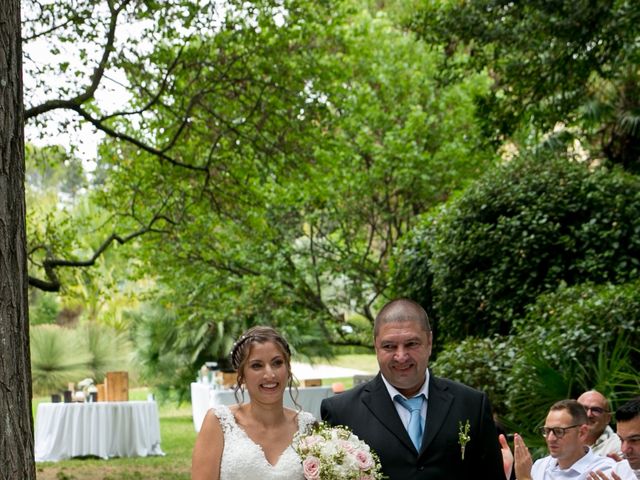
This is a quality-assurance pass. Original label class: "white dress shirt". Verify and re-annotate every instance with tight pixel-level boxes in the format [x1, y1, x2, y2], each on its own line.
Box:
[531, 447, 636, 480]
[380, 369, 429, 432]
[591, 425, 622, 456]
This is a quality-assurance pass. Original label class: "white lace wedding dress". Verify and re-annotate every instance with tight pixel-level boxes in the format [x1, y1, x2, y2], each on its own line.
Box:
[213, 404, 316, 480]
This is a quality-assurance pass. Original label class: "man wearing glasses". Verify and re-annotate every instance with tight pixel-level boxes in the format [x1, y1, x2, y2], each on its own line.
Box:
[513, 399, 635, 480]
[578, 391, 622, 456]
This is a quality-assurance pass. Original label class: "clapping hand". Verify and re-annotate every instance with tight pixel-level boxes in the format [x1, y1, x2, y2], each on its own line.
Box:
[587, 470, 621, 480]
[513, 433, 533, 480]
[499, 434, 513, 480]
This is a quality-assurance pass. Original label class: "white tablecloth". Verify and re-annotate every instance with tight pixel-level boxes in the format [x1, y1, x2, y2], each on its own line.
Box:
[190, 382, 334, 432]
[34, 401, 165, 462]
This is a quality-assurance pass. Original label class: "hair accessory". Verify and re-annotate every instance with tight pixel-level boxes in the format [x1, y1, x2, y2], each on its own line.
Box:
[228, 328, 293, 371]
[230, 335, 254, 369]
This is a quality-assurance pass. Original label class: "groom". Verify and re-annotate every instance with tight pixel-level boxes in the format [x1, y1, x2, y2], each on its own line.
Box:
[321, 298, 505, 480]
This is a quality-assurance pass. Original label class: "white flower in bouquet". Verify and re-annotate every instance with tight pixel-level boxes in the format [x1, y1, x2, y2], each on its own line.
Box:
[293, 422, 385, 480]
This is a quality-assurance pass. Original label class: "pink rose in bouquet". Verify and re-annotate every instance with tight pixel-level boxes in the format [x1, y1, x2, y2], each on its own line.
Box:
[293, 422, 385, 480]
[303, 456, 321, 480]
[355, 450, 375, 471]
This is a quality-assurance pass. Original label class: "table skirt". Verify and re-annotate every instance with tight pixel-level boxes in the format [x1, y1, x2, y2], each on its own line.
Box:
[35, 401, 164, 462]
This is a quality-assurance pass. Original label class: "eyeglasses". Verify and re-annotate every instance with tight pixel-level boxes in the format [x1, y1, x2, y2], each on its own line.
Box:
[582, 406, 609, 416]
[539, 425, 581, 438]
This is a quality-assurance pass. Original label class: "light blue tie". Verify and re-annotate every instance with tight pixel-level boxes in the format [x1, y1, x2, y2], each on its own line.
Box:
[395, 394, 424, 450]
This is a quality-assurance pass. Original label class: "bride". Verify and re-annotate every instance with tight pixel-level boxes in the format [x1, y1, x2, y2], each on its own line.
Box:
[192, 326, 316, 480]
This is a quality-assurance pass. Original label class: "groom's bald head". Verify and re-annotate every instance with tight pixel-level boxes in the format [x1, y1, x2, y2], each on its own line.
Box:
[373, 298, 431, 338]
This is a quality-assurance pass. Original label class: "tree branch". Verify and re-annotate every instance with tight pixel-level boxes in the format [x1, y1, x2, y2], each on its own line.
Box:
[70, 104, 209, 172]
[24, 0, 132, 119]
[28, 212, 167, 292]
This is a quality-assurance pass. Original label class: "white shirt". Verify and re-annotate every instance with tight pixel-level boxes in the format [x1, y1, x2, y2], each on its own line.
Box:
[531, 447, 636, 480]
[380, 369, 429, 431]
[591, 425, 622, 456]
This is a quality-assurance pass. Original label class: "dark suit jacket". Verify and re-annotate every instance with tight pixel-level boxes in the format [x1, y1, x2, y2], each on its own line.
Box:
[321, 372, 504, 480]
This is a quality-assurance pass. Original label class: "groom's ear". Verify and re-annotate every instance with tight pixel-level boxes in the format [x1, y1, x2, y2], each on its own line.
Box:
[425, 331, 434, 356]
[424, 329, 433, 344]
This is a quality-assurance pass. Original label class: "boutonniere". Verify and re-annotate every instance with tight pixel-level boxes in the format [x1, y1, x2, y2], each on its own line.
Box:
[458, 420, 471, 460]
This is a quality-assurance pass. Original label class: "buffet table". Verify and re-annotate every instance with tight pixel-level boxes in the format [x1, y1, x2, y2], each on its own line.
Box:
[191, 382, 334, 432]
[34, 401, 164, 462]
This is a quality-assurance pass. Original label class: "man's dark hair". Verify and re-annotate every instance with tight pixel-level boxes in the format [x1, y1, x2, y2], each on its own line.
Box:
[616, 396, 640, 422]
[550, 399, 588, 425]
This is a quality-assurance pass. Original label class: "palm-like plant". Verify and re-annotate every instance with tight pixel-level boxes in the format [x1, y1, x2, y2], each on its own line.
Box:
[30, 325, 92, 395]
[582, 68, 640, 173]
[79, 322, 134, 383]
[575, 335, 640, 408]
[504, 351, 576, 450]
[505, 331, 639, 452]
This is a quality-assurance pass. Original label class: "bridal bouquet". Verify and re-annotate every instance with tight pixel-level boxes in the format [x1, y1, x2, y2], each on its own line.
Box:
[293, 422, 384, 480]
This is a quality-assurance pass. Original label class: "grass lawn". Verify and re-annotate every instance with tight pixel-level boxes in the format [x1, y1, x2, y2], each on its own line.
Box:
[317, 353, 378, 390]
[326, 354, 379, 373]
[34, 354, 378, 479]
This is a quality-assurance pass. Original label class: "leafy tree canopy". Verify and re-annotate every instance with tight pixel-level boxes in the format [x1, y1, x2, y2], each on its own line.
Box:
[91, 5, 494, 378]
[409, 0, 640, 171]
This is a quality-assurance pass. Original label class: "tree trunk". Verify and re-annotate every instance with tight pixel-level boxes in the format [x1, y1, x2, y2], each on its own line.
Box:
[0, 0, 36, 478]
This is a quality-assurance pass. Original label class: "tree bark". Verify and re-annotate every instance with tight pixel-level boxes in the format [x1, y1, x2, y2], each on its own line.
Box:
[0, 0, 36, 477]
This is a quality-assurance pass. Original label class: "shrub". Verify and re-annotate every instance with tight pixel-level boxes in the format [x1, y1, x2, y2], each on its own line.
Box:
[431, 335, 512, 416]
[505, 281, 640, 438]
[428, 281, 640, 446]
[30, 323, 135, 395]
[394, 153, 640, 343]
[28, 290, 60, 326]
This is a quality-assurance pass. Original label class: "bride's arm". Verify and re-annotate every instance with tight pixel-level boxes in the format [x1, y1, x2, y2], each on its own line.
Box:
[192, 409, 224, 480]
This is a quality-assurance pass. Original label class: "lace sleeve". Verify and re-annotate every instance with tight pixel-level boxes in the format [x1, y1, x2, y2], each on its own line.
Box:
[297, 411, 317, 434]
[212, 405, 235, 434]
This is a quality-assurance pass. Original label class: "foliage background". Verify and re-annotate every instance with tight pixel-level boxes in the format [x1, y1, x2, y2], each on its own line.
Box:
[22, 0, 640, 445]
[393, 152, 640, 343]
